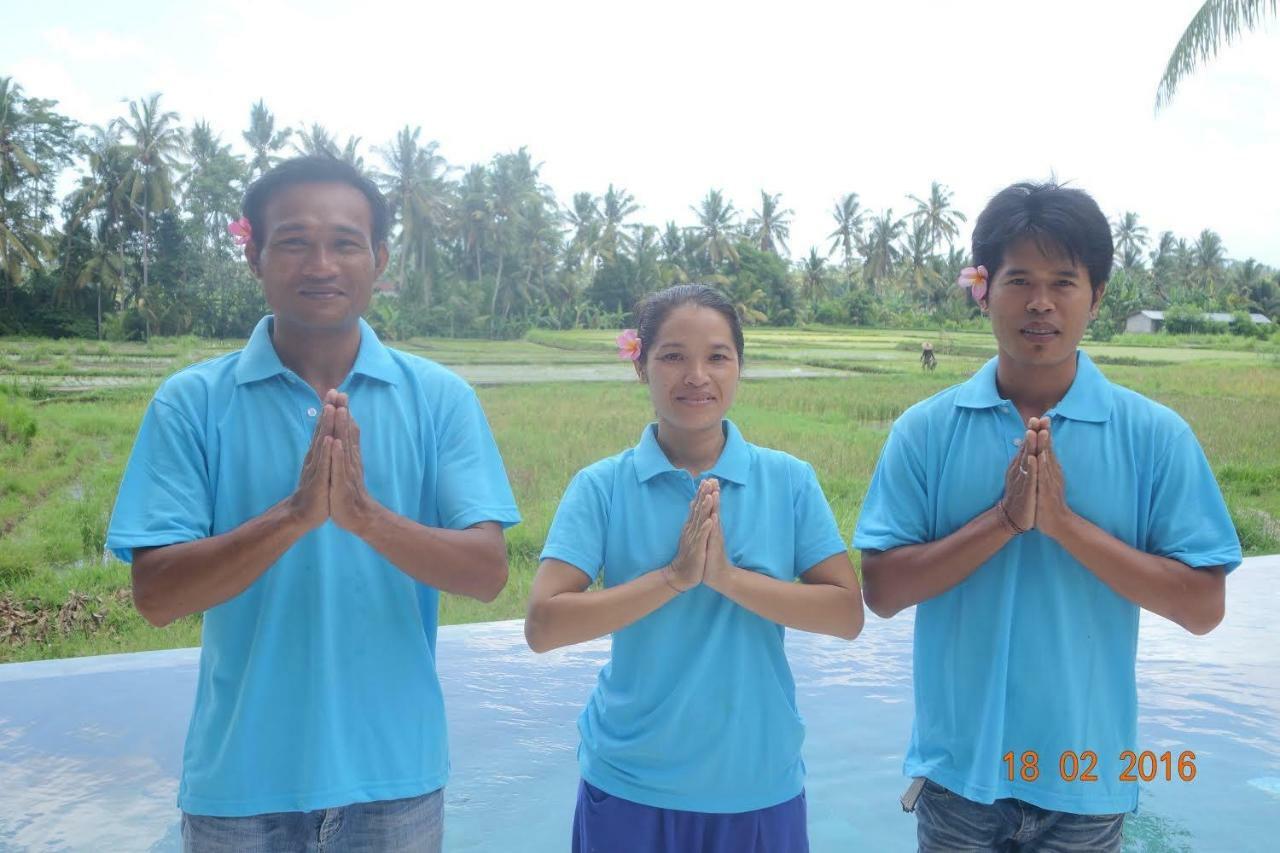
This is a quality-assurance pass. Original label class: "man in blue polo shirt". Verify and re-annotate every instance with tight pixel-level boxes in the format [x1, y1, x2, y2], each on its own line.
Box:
[106, 156, 520, 852]
[854, 182, 1241, 852]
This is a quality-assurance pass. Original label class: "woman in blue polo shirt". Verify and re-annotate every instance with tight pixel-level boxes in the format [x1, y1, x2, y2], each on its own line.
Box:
[524, 284, 864, 852]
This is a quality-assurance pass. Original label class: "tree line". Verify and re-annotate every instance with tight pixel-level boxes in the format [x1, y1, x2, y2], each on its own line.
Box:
[2, 76, 1277, 342]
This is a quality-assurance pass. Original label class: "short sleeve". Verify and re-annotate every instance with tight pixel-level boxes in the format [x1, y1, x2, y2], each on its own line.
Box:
[852, 420, 932, 552]
[433, 386, 521, 531]
[1146, 427, 1243, 573]
[105, 397, 213, 563]
[793, 462, 849, 575]
[540, 469, 609, 582]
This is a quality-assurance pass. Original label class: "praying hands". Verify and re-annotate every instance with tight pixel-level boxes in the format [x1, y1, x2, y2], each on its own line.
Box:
[288, 389, 380, 536]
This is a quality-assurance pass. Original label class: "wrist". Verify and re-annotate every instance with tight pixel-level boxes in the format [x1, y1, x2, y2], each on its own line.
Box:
[351, 501, 390, 542]
[995, 500, 1028, 536]
[662, 564, 693, 594]
[275, 498, 318, 538]
[1040, 507, 1081, 542]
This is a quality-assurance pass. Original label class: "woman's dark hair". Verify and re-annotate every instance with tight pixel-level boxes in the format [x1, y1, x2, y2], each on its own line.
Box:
[242, 155, 390, 247]
[972, 181, 1113, 293]
[633, 284, 744, 365]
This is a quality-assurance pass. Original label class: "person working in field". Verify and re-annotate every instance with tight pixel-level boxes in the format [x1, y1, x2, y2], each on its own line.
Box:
[106, 156, 520, 852]
[920, 341, 936, 371]
[854, 181, 1242, 852]
[524, 284, 865, 853]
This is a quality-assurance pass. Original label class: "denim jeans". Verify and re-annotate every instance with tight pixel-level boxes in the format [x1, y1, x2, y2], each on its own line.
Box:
[181, 788, 443, 853]
[912, 779, 1124, 852]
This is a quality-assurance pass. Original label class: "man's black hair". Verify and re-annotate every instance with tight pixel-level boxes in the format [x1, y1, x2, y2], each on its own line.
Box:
[242, 155, 389, 247]
[972, 182, 1113, 292]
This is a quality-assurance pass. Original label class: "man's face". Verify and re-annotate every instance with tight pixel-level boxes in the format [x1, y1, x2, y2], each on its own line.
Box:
[983, 237, 1105, 370]
[246, 181, 388, 332]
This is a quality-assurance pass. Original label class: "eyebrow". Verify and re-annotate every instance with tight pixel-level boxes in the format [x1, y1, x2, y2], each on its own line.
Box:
[271, 223, 369, 240]
[1001, 267, 1079, 277]
[655, 341, 734, 350]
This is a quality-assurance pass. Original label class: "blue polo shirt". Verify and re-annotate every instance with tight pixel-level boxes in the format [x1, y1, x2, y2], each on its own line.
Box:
[854, 351, 1241, 814]
[540, 420, 849, 813]
[106, 316, 520, 817]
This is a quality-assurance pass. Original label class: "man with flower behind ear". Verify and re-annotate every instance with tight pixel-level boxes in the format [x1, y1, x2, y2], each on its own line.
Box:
[853, 182, 1241, 852]
[106, 156, 520, 852]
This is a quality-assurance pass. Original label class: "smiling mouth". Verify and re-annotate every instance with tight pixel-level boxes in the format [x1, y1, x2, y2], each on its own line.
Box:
[676, 396, 717, 406]
[1021, 327, 1059, 340]
[299, 290, 346, 300]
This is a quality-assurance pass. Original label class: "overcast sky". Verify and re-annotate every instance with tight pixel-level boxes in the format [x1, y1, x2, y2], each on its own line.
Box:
[5, 0, 1278, 265]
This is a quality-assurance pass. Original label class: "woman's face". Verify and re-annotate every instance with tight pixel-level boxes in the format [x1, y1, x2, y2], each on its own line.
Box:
[636, 304, 741, 434]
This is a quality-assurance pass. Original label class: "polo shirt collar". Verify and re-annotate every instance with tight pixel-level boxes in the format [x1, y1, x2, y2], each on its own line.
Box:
[234, 315, 400, 387]
[954, 350, 1113, 423]
[633, 419, 752, 485]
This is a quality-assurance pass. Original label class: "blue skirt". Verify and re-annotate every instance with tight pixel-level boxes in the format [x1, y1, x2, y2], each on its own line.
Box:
[572, 779, 809, 853]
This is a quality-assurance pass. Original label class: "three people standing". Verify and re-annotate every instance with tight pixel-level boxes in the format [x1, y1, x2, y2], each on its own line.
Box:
[108, 163, 1239, 853]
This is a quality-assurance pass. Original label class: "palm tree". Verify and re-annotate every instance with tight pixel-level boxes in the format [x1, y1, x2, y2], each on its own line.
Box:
[293, 123, 338, 158]
[659, 221, 691, 284]
[1112, 211, 1150, 270]
[1156, 0, 1278, 109]
[456, 164, 491, 286]
[0, 77, 46, 306]
[862, 209, 905, 291]
[800, 248, 828, 312]
[376, 126, 451, 304]
[1149, 230, 1180, 301]
[182, 120, 245, 249]
[908, 181, 966, 251]
[827, 192, 864, 282]
[900, 220, 935, 293]
[338, 135, 364, 171]
[745, 191, 793, 257]
[242, 99, 292, 178]
[598, 184, 639, 263]
[113, 93, 184, 339]
[1192, 229, 1227, 297]
[691, 189, 739, 268]
[487, 148, 545, 331]
[564, 192, 601, 272]
[62, 125, 131, 334]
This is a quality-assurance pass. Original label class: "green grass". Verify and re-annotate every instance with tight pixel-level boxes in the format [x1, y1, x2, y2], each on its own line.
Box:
[2, 327, 1277, 663]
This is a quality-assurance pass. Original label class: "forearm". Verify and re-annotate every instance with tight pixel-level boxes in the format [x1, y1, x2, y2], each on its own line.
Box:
[1049, 513, 1225, 634]
[710, 567, 864, 639]
[525, 567, 679, 653]
[132, 499, 309, 627]
[357, 508, 508, 602]
[862, 504, 1016, 618]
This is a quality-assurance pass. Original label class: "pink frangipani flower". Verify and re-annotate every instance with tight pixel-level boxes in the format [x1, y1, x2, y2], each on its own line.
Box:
[228, 217, 253, 246]
[616, 329, 641, 361]
[957, 265, 988, 302]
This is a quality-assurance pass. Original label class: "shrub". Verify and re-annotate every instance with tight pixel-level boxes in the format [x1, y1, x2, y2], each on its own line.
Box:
[0, 395, 38, 447]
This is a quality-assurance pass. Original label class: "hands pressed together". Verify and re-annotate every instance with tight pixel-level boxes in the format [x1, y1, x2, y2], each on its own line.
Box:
[663, 478, 734, 593]
[999, 416, 1072, 539]
[288, 389, 380, 535]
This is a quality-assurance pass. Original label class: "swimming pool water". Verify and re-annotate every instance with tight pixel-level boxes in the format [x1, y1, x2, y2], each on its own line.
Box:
[1, 556, 1276, 851]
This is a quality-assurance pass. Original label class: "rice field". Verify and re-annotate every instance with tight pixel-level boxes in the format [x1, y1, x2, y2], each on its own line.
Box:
[2, 326, 1277, 662]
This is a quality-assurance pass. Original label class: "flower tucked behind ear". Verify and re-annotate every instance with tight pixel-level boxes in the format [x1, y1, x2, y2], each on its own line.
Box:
[228, 217, 253, 246]
[616, 329, 641, 361]
[957, 265, 988, 302]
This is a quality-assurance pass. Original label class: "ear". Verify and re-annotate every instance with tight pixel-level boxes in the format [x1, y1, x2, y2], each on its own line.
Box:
[1089, 280, 1108, 320]
[633, 358, 647, 383]
[374, 241, 390, 278]
[244, 242, 262, 279]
